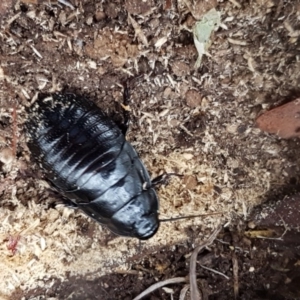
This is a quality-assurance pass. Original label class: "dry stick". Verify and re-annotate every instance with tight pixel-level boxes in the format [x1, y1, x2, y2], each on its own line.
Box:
[199, 264, 230, 280]
[232, 252, 239, 299]
[179, 284, 190, 300]
[133, 277, 187, 300]
[57, 0, 75, 9]
[11, 102, 17, 159]
[189, 226, 222, 300]
[133, 227, 222, 300]
[256, 215, 288, 241]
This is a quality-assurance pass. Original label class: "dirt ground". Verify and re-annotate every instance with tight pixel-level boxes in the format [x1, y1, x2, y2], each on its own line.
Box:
[0, 0, 300, 299]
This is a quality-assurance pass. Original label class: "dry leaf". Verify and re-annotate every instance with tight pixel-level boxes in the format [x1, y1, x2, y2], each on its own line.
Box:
[256, 99, 300, 139]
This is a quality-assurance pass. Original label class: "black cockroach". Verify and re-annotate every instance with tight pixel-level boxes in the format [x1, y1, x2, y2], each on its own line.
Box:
[25, 90, 221, 240]
[26, 91, 161, 240]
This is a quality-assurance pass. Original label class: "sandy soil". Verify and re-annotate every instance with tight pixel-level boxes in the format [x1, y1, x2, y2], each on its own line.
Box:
[0, 0, 299, 299]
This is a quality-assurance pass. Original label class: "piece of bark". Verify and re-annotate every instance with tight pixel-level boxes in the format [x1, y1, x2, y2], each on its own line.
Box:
[256, 99, 300, 138]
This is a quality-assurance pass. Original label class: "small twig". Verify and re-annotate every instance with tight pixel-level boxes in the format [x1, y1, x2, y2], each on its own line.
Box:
[216, 239, 247, 253]
[128, 14, 148, 47]
[199, 264, 230, 280]
[179, 124, 194, 137]
[257, 215, 289, 241]
[133, 277, 187, 300]
[57, 0, 75, 9]
[256, 234, 286, 241]
[30, 45, 43, 59]
[179, 284, 189, 300]
[11, 102, 18, 159]
[6, 12, 21, 25]
[114, 269, 140, 275]
[232, 252, 239, 299]
[227, 38, 248, 46]
[189, 226, 222, 300]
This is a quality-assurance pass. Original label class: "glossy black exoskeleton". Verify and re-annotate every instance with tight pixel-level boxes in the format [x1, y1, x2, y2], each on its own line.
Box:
[26, 93, 159, 239]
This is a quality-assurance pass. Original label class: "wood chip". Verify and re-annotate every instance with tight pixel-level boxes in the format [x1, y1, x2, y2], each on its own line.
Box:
[256, 99, 300, 139]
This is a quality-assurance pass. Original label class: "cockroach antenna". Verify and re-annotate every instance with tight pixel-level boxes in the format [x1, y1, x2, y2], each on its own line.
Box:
[151, 173, 183, 187]
[159, 212, 224, 223]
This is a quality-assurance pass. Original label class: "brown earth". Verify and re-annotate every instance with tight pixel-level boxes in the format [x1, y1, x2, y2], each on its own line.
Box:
[0, 0, 300, 299]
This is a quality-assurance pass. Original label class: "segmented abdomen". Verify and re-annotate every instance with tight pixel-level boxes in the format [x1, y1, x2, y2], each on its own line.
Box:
[26, 93, 150, 212]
